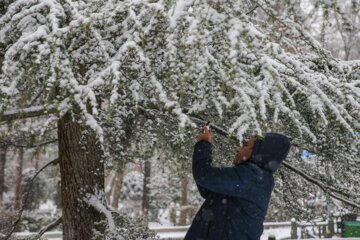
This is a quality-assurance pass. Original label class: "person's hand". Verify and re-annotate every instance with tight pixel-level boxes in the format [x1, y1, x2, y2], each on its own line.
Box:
[196, 125, 214, 144]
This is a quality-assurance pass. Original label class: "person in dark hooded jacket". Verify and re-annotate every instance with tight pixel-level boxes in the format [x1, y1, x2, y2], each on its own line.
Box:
[184, 126, 291, 240]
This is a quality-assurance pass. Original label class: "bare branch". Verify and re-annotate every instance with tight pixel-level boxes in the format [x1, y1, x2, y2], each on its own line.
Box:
[9, 139, 58, 148]
[4, 158, 59, 240]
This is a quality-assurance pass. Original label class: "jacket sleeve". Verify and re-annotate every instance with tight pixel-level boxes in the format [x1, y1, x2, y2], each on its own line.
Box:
[192, 141, 213, 199]
[192, 140, 256, 198]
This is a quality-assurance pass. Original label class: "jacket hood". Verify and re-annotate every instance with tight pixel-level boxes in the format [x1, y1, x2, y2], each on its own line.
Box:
[248, 133, 291, 173]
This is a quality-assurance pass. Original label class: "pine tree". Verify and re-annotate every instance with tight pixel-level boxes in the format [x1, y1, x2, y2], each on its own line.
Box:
[1, 0, 359, 237]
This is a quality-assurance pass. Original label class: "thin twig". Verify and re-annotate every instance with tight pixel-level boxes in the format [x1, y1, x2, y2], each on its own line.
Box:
[29, 89, 44, 106]
[4, 158, 59, 240]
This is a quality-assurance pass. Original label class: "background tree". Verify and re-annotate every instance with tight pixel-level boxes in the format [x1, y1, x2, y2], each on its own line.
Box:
[249, 0, 360, 219]
[0, 144, 7, 205]
[307, 0, 360, 60]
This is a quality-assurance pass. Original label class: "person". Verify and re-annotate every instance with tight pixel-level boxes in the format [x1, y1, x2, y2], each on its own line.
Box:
[184, 126, 291, 240]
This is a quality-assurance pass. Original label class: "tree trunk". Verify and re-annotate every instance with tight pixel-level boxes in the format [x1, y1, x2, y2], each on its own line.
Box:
[105, 172, 115, 205]
[33, 154, 40, 209]
[58, 112, 105, 240]
[112, 172, 124, 209]
[55, 180, 62, 209]
[179, 175, 188, 226]
[142, 160, 151, 224]
[180, 175, 188, 206]
[0, 146, 7, 205]
[14, 147, 23, 210]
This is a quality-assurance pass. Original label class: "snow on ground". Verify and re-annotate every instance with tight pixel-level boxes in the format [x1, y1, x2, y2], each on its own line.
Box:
[14, 229, 360, 240]
[14, 227, 291, 239]
[157, 231, 186, 239]
[156, 227, 292, 239]
[15, 222, 360, 240]
[150, 223, 292, 239]
[14, 231, 62, 240]
[261, 227, 290, 240]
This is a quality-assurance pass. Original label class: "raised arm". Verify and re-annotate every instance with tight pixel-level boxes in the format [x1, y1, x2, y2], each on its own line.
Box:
[192, 140, 256, 198]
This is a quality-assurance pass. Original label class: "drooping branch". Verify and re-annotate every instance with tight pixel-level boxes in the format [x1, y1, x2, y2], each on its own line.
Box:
[326, 192, 360, 209]
[253, 0, 332, 60]
[4, 158, 59, 240]
[282, 162, 359, 203]
[137, 106, 230, 137]
[138, 105, 360, 209]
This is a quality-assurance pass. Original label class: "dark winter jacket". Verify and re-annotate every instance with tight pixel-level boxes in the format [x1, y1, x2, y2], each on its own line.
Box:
[184, 133, 291, 240]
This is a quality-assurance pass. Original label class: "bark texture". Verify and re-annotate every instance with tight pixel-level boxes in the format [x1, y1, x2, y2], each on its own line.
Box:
[0, 146, 7, 204]
[112, 172, 124, 209]
[32, 155, 40, 209]
[58, 113, 105, 240]
[142, 160, 151, 223]
[105, 171, 124, 209]
[14, 147, 23, 210]
[179, 175, 188, 226]
[180, 175, 188, 206]
[105, 172, 115, 205]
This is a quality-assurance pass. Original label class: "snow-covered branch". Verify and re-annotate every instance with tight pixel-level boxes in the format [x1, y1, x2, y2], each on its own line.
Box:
[1, 0, 359, 221]
[253, 0, 332, 60]
[0, 106, 54, 122]
[138, 105, 359, 208]
[84, 194, 115, 231]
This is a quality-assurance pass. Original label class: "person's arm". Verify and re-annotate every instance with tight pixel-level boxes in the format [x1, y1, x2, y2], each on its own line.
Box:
[192, 140, 212, 198]
[192, 140, 256, 198]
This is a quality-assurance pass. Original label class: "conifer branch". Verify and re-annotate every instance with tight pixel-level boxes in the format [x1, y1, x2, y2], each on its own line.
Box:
[282, 162, 359, 202]
[253, 0, 332, 60]
[137, 105, 360, 209]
